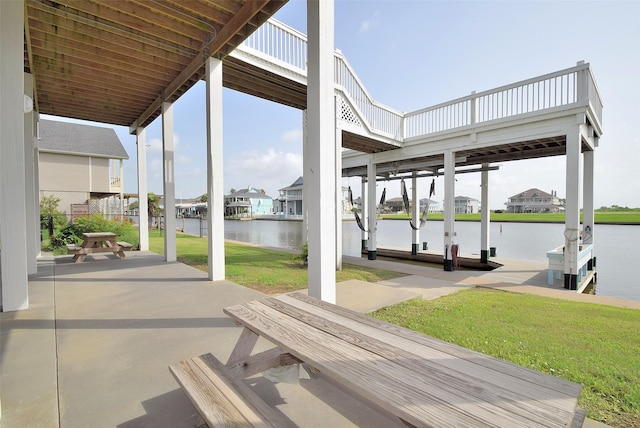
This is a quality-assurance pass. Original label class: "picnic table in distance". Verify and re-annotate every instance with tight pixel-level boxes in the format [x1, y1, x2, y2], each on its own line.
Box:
[67, 232, 132, 263]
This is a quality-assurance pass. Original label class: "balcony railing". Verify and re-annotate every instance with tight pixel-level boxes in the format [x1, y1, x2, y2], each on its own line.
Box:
[241, 19, 603, 142]
[110, 177, 122, 191]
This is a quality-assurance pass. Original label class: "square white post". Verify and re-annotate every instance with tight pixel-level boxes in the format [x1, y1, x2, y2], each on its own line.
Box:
[335, 124, 342, 270]
[205, 56, 225, 281]
[162, 101, 177, 262]
[24, 72, 38, 273]
[367, 161, 377, 260]
[302, 110, 308, 238]
[480, 163, 490, 264]
[564, 130, 582, 289]
[360, 177, 368, 251]
[411, 172, 420, 255]
[306, 0, 336, 303]
[136, 127, 149, 251]
[0, 0, 29, 311]
[583, 150, 594, 245]
[443, 151, 455, 271]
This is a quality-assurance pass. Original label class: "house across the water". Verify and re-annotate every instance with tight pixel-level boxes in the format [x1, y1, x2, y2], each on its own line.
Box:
[225, 188, 273, 219]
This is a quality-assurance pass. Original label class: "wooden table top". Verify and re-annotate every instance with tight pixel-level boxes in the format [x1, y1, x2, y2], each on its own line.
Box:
[224, 292, 582, 427]
[82, 232, 116, 238]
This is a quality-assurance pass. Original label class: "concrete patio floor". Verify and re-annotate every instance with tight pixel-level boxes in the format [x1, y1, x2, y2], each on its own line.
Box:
[2, 249, 626, 427]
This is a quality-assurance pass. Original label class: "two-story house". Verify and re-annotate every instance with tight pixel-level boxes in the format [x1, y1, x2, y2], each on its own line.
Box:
[454, 196, 480, 214]
[276, 177, 304, 217]
[276, 176, 351, 218]
[38, 119, 128, 219]
[506, 188, 562, 213]
[225, 188, 273, 218]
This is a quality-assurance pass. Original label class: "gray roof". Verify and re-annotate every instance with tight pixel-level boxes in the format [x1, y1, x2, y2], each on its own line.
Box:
[38, 119, 129, 159]
[226, 188, 273, 199]
[279, 176, 304, 191]
[508, 188, 554, 199]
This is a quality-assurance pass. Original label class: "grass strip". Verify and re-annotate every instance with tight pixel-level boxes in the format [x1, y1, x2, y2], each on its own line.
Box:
[370, 288, 640, 428]
[148, 231, 404, 294]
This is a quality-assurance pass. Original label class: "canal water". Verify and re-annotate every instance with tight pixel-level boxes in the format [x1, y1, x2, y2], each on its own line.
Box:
[178, 218, 640, 302]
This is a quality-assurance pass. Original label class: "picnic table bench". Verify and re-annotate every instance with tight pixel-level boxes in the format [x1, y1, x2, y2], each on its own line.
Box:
[67, 232, 131, 263]
[171, 292, 585, 427]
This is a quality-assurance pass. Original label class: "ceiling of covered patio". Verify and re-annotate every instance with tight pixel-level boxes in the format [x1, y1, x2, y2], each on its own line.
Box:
[23, 0, 288, 129]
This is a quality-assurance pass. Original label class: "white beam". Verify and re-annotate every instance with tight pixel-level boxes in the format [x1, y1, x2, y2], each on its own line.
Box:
[360, 177, 368, 251]
[336, 124, 343, 270]
[205, 56, 225, 281]
[564, 130, 582, 289]
[367, 161, 377, 260]
[480, 162, 490, 263]
[302, 109, 308, 239]
[162, 102, 177, 262]
[443, 150, 455, 271]
[136, 127, 149, 251]
[1, 0, 29, 311]
[24, 73, 38, 273]
[306, 0, 336, 303]
[411, 172, 419, 255]
[583, 149, 594, 245]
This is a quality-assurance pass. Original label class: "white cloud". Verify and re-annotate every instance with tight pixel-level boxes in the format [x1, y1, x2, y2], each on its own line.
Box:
[358, 11, 380, 33]
[176, 154, 192, 164]
[225, 148, 303, 197]
[282, 128, 303, 144]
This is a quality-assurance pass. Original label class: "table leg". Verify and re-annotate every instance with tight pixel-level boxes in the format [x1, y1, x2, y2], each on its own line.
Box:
[227, 327, 259, 365]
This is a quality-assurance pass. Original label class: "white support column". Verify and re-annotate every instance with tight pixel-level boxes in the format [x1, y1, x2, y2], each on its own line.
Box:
[162, 101, 177, 262]
[136, 127, 149, 251]
[34, 116, 41, 258]
[119, 159, 124, 219]
[24, 73, 38, 273]
[205, 56, 225, 281]
[367, 161, 377, 260]
[583, 149, 595, 271]
[306, 0, 336, 303]
[480, 163, 490, 264]
[335, 124, 342, 270]
[1, 0, 29, 311]
[411, 172, 420, 255]
[361, 177, 368, 251]
[564, 130, 582, 290]
[302, 110, 308, 240]
[443, 151, 456, 271]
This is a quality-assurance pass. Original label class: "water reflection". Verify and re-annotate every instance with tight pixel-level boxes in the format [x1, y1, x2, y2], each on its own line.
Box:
[177, 218, 640, 302]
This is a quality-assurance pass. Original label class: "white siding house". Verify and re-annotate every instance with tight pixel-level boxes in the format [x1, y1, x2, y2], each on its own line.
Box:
[506, 188, 562, 213]
[38, 119, 128, 218]
[454, 196, 479, 214]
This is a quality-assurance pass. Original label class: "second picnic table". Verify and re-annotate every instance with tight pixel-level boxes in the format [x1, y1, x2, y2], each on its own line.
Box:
[67, 232, 129, 263]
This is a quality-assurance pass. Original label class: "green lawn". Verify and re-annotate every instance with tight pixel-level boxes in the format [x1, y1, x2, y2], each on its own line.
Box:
[381, 211, 640, 224]
[370, 289, 640, 428]
[148, 231, 404, 294]
[149, 231, 638, 427]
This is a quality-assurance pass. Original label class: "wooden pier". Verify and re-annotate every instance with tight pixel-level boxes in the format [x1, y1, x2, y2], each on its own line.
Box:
[365, 247, 502, 271]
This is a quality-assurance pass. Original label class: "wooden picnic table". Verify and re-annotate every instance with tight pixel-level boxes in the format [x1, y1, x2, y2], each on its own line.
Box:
[68, 232, 128, 263]
[221, 292, 584, 427]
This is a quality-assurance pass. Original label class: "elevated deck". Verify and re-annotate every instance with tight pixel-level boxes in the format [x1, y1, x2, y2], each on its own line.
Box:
[224, 18, 603, 177]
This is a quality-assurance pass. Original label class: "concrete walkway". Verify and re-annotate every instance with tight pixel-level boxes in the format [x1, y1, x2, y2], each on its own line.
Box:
[2, 250, 631, 427]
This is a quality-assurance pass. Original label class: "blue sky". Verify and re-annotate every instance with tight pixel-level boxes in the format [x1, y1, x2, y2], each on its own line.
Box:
[45, 0, 640, 209]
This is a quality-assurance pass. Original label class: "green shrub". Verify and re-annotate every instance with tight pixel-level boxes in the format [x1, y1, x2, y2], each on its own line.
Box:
[45, 214, 139, 253]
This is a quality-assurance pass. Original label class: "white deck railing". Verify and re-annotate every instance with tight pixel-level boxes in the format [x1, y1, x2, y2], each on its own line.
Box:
[241, 19, 603, 142]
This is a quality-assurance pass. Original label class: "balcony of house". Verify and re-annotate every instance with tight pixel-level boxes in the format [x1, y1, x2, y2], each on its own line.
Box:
[507, 200, 562, 213]
[109, 176, 123, 193]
